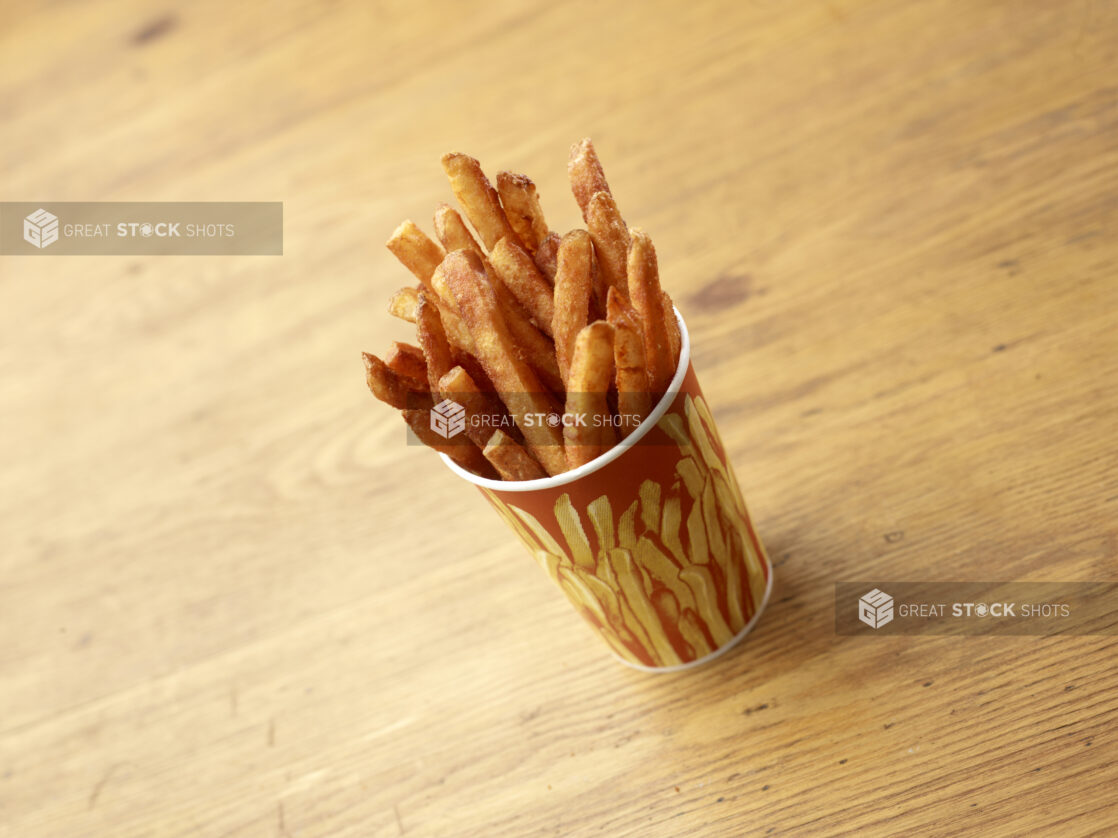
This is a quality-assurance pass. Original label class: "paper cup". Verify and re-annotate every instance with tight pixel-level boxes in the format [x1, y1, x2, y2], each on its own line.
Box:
[440, 310, 773, 671]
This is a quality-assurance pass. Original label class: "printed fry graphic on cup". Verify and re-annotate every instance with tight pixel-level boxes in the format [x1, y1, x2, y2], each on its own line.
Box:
[362, 140, 773, 669]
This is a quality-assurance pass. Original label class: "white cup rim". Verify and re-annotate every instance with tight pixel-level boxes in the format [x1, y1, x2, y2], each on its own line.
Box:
[440, 307, 692, 493]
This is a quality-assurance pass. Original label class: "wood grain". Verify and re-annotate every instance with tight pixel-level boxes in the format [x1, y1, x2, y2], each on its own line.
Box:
[1, 0, 1116, 835]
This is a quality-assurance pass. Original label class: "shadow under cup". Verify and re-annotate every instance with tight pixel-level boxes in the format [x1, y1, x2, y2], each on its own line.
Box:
[440, 311, 773, 671]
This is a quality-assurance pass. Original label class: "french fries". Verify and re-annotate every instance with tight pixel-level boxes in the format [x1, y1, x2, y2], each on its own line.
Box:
[365, 142, 770, 669]
[437, 365, 511, 449]
[366, 139, 690, 479]
[496, 171, 549, 254]
[606, 287, 652, 434]
[383, 341, 428, 386]
[568, 138, 612, 220]
[386, 221, 444, 293]
[626, 229, 675, 395]
[388, 286, 419, 323]
[363, 352, 431, 410]
[552, 229, 593, 387]
[415, 292, 454, 392]
[483, 429, 547, 481]
[563, 321, 615, 469]
[442, 250, 567, 476]
[442, 153, 520, 251]
[533, 232, 561, 283]
[489, 237, 555, 336]
[586, 191, 629, 302]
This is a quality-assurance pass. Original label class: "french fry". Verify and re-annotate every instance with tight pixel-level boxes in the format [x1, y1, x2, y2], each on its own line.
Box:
[627, 228, 675, 395]
[489, 237, 555, 336]
[415, 291, 454, 392]
[563, 321, 615, 469]
[386, 221, 444, 293]
[402, 409, 497, 479]
[362, 352, 432, 410]
[568, 137, 612, 220]
[661, 290, 681, 367]
[433, 203, 486, 257]
[586, 191, 629, 302]
[483, 429, 546, 481]
[496, 171, 549, 254]
[441, 250, 566, 476]
[432, 207, 562, 392]
[387, 286, 420, 323]
[441, 153, 520, 251]
[552, 230, 593, 388]
[383, 341, 428, 387]
[438, 365, 515, 449]
[533, 231, 561, 283]
[606, 286, 652, 434]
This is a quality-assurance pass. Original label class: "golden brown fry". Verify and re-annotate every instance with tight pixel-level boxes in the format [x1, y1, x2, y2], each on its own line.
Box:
[606, 286, 652, 435]
[415, 292, 454, 392]
[402, 409, 497, 479]
[438, 365, 513, 448]
[383, 341, 428, 387]
[568, 137, 612, 221]
[362, 352, 432, 410]
[483, 429, 547, 481]
[432, 251, 561, 393]
[563, 321, 615, 468]
[387, 286, 420, 323]
[533, 231, 561, 283]
[627, 229, 675, 395]
[496, 171, 549, 254]
[661, 290, 681, 368]
[586, 191, 630, 301]
[441, 153, 520, 251]
[442, 250, 566, 475]
[386, 221, 444, 293]
[489, 237, 555, 336]
[433, 203, 485, 257]
[552, 230, 593, 387]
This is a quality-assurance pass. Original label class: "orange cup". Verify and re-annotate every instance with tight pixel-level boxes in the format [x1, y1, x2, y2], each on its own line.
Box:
[440, 311, 773, 671]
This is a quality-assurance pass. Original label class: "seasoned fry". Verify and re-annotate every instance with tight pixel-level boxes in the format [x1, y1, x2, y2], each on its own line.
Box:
[627, 228, 675, 395]
[433, 203, 485, 258]
[438, 365, 513, 448]
[489, 237, 555, 336]
[383, 341, 428, 387]
[496, 171, 549, 254]
[441, 250, 566, 475]
[402, 409, 497, 479]
[533, 231, 561, 283]
[483, 429, 547, 481]
[362, 352, 432, 410]
[441, 153, 520, 251]
[586, 191, 629, 301]
[568, 137, 612, 220]
[552, 230, 593, 387]
[387, 286, 420, 323]
[415, 292, 454, 392]
[662, 290, 681, 368]
[386, 221, 444, 292]
[563, 321, 615, 468]
[606, 287, 652, 434]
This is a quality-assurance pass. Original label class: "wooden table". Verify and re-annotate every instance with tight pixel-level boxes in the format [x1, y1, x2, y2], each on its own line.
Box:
[2, 1, 1116, 835]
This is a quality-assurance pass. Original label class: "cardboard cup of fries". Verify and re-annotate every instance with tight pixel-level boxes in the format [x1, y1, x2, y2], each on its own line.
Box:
[365, 139, 772, 670]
